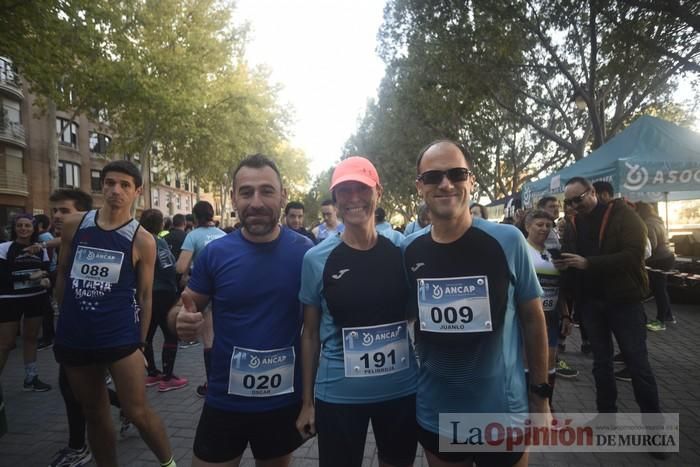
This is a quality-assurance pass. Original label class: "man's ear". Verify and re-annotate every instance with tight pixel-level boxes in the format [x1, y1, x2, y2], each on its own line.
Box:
[280, 187, 288, 210]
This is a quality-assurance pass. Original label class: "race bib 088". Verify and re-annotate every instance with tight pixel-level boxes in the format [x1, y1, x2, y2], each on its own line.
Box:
[70, 246, 124, 284]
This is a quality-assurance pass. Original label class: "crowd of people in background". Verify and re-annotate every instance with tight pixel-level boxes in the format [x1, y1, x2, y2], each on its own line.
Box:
[0, 145, 678, 466]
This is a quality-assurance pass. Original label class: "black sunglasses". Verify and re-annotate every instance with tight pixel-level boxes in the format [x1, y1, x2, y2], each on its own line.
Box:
[564, 189, 590, 206]
[417, 168, 472, 185]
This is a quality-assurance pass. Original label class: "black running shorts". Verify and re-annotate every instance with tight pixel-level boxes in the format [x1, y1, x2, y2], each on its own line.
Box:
[193, 401, 305, 462]
[418, 424, 524, 466]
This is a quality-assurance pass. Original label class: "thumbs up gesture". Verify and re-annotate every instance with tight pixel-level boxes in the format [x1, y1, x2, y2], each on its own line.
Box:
[176, 290, 204, 340]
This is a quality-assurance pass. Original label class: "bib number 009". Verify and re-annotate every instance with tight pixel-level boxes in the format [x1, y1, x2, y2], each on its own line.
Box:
[80, 264, 110, 278]
[430, 306, 473, 324]
[359, 349, 396, 369]
[242, 374, 282, 390]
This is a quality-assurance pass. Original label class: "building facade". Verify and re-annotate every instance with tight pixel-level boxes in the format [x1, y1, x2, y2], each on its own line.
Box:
[0, 57, 201, 232]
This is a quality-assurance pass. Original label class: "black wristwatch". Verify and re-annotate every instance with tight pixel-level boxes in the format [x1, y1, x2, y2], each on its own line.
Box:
[530, 383, 553, 399]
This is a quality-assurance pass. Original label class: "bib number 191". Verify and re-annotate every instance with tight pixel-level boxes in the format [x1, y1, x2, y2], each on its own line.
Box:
[360, 349, 396, 369]
[430, 306, 473, 324]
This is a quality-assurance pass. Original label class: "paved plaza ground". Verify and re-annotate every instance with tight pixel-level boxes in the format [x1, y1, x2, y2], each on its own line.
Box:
[0, 302, 698, 466]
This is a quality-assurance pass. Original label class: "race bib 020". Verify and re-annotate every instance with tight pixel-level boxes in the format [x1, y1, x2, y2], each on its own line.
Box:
[342, 320, 410, 378]
[417, 276, 493, 333]
[228, 346, 295, 397]
[70, 246, 124, 284]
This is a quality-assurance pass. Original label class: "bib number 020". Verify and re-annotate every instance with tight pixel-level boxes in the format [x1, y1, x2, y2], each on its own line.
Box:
[359, 349, 396, 369]
[80, 264, 110, 278]
[430, 306, 473, 324]
[242, 374, 282, 390]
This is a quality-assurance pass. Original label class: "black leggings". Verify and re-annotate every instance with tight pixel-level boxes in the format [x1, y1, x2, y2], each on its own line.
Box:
[144, 290, 179, 378]
[59, 365, 120, 450]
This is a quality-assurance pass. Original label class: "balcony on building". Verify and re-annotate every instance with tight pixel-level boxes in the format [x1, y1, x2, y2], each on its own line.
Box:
[0, 171, 29, 196]
[0, 57, 23, 100]
[0, 121, 26, 148]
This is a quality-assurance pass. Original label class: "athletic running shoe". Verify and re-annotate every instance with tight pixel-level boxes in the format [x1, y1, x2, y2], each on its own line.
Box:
[580, 341, 592, 355]
[37, 340, 53, 351]
[555, 360, 579, 379]
[667, 316, 678, 325]
[615, 368, 632, 382]
[119, 412, 135, 439]
[613, 352, 625, 365]
[145, 373, 164, 387]
[48, 444, 92, 467]
[196, 383, 207, 398]
[23, 376, 51, 392]
[158, 375, 188, 392]
[646, 320, 666, 332]
[104, 375, 112, 385]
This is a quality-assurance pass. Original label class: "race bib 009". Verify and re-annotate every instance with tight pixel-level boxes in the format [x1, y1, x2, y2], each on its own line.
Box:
[417, 276, 493, 333]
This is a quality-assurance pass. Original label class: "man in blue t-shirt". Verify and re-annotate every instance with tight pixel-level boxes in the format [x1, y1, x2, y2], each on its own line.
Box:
[402, 140, 549, 467]
[169, 154, 313, 466]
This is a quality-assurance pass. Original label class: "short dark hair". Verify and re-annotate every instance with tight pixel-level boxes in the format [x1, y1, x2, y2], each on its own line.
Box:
[49, 189, 93, 211]
[192, 200, 214, 226]
[592, 180, 614, 197]
[101, 160, 143, 188]
[162, 216, 172, 231]
[565, 176, 593, 190]
[232, 154, 282, 189]
[34, 214, 51, 230]
[185, 214, 194, 223]
[536, 196, 558, 209]
[172, 213, 186, 227]
[375, 207, 386, 223]
[139, 209, 163, 235]
[285, 201, 304, 215]
[321, 199, 335, 207]
[416, 139, 472, 174]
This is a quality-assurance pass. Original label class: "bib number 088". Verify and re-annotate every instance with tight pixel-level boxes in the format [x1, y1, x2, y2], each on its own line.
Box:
[80, 264, 110, 278]
[242, 374, 282, 390]
[430, 306, 473, 324]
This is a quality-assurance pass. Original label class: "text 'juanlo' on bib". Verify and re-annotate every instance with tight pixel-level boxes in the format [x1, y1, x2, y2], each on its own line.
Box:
[70, 245, 124, 284]
[417, 276, 493, 333]
[228, 346, 295, 397]
[342, 320, 410, 378]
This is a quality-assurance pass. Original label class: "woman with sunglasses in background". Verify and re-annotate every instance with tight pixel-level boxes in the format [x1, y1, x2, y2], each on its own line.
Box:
[0, 214, 52, 391]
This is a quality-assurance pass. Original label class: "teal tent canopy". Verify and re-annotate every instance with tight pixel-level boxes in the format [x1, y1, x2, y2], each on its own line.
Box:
[521, 116, 700, 207]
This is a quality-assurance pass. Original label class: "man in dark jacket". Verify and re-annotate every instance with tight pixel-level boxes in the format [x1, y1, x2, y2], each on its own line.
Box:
[557, 177, 661, 417]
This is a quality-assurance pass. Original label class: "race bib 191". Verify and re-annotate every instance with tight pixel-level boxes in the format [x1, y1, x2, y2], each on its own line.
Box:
[342, 320, 410, 378]
[417, 276, 493, 333]
[70, 246, 124, 284]
[228, 346, 295, 397]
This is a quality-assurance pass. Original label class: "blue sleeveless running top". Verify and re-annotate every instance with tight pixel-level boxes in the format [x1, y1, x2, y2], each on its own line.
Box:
[55, 210, 141, 349]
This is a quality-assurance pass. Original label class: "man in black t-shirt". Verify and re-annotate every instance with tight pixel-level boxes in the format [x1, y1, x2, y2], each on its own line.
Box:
[164, 213, 187, 260]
